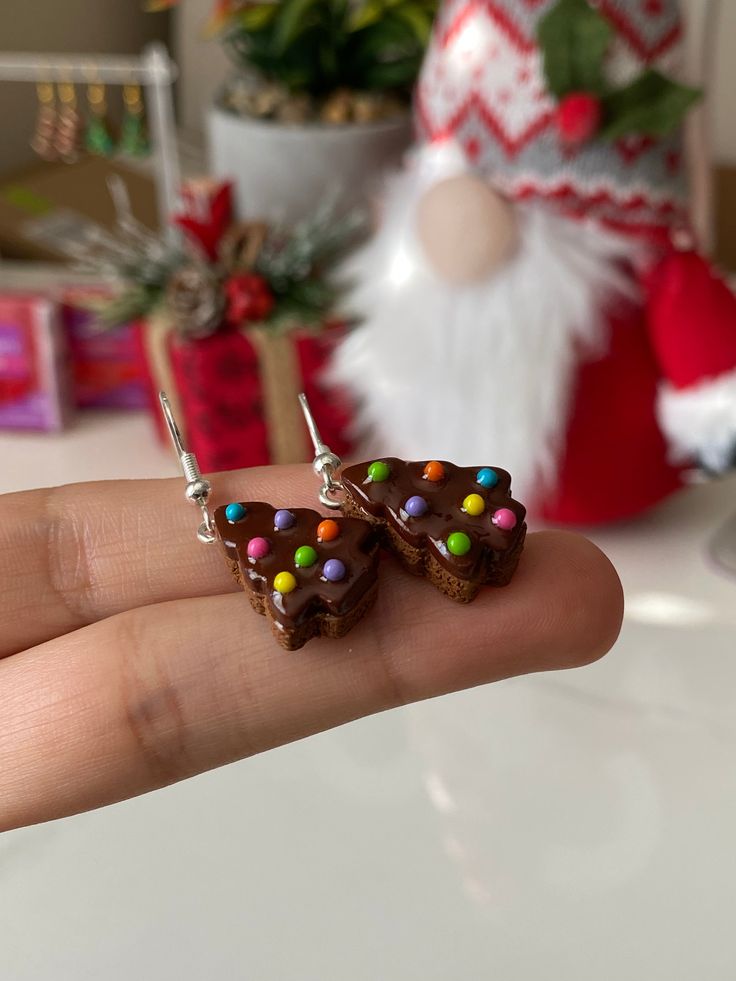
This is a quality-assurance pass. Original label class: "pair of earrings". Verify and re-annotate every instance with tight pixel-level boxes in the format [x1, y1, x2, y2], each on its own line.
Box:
[31, 79, 149, 164]
[31, 81, 82, 163]
[161, 392, 527, 651]
[86, 81, 150, 158]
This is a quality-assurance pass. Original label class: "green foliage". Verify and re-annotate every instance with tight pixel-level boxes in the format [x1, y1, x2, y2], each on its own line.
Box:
[221, 0, 438, 96]
[256, 201, 367, 327]
[599, 69, 701, 141]
[537, 0, 612, 98]
[537, 0, 700, 141]
[91, 199, 365, 333]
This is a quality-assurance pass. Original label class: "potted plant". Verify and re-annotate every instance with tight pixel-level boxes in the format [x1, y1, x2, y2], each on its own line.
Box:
[154, 0, 437, 220]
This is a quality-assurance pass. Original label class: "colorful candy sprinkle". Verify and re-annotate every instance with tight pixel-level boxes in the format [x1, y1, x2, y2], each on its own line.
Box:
[274, 571, 297, 594]
[405, 495, 428, 517]
[476, 467, 498, 489]
[317, 519, 340, 542]
[462, 493, 485, 516]
[247, 537, 271, 560]
[294, 545, 318, 568]
[274, 509, 296, 531]
[323, 559, 347, 582]
[423, 460, 445, 482]
[447, 531, 472, 556]
[225, 502, 246, 523]
[367, 460, 391, 482]
[492, 508, 518, 531]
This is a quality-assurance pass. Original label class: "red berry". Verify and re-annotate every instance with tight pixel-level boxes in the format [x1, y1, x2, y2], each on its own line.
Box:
[224, 273, 274, 324]
[555, 92, 602, 148]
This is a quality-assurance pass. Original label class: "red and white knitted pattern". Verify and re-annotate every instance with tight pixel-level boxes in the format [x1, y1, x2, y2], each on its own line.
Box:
[415, 0, 689, 241]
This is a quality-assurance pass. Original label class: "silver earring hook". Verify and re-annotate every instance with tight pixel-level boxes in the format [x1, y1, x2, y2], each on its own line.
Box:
[159, 391, 217, 544]
[298, 392, 344, 509]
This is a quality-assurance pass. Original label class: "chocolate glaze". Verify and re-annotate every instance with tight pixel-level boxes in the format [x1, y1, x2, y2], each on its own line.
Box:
[214, 502, 379, 632]
[341, 459, 526, 583]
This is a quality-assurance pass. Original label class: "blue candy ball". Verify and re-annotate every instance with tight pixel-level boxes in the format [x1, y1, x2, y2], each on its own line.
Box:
[225, 502, 246, 523]
[476, 467, 498, 489]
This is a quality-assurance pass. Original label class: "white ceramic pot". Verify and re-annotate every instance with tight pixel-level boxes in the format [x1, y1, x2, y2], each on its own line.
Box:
[207, 104, 412, 223]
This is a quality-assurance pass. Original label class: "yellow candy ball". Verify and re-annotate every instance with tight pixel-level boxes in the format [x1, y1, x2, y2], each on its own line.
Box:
[274, 571, 297, 594]
[463, 493, 486, 517]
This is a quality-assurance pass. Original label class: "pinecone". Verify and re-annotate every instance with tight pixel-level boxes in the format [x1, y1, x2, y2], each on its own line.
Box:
[166, 264, 225, 339]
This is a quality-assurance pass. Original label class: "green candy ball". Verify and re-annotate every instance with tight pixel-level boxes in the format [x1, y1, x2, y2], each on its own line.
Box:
[367, 460, 391, 482]
[447, 531, 472, 557]
[294, 545, 318, 568]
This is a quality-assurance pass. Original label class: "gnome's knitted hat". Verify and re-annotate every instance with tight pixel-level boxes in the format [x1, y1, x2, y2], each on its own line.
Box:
[415, 0, 697, 242]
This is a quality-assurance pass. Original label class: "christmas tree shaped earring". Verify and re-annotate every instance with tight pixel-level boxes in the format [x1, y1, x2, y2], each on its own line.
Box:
[159, 392, 380, 650]
[119, 81, 150, 158]
[294, 395, 527, 603]
[85, 78, 114, 156]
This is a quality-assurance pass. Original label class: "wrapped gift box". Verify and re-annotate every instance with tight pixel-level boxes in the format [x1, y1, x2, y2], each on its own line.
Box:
[139, 320, 353, 472]
[62, 287, 149, 409]
[0, 292, 72, 431]
[0, 266, 149, 412]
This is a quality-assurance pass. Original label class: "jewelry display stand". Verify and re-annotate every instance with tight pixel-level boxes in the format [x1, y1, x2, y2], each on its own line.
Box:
[0, 43, 180, 239]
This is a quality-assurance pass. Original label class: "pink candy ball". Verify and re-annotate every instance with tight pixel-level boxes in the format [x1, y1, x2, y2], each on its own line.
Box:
[247, 536, 271, 560]
[492, 508, 517, 531]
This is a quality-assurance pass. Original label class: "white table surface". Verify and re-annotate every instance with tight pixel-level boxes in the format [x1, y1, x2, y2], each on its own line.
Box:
[1, 411, 735, 981]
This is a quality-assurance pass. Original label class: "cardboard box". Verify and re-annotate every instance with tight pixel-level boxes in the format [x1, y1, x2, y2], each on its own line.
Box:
[0, 155, 159, 263]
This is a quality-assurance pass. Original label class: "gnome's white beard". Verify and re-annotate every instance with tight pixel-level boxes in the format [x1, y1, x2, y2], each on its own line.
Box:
[332, 167, 637, 506]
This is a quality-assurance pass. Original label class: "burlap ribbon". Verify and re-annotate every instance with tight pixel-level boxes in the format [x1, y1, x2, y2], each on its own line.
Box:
[141, 310, 310, 464]
[247, 325, 310, 464]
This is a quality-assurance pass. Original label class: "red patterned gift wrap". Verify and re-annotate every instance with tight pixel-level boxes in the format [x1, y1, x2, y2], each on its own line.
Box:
[62, 287, 149, 410]
[139, 320, 353, 472]
[0, 292, 73, 431]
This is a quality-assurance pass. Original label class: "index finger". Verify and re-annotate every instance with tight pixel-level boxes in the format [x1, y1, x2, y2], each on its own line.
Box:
[0, 466, 322, 658]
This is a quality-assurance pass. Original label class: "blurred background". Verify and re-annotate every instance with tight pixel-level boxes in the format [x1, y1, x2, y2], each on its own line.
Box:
[1, 1, 736, 979]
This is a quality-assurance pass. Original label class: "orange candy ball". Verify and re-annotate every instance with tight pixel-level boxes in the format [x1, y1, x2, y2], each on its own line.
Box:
[317, 519, 340, 542]
[423, 460, 445, 482]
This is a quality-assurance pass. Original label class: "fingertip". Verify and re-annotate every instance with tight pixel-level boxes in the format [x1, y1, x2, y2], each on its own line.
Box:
[528, 530, 624, 671]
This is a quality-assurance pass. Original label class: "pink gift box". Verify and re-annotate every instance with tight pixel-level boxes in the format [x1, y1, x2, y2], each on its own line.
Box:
[0, 292, 73, 431]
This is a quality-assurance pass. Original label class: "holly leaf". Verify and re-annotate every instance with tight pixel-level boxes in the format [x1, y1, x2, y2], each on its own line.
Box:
[599, 69, 701, 140]
[537, 0, 612, 98]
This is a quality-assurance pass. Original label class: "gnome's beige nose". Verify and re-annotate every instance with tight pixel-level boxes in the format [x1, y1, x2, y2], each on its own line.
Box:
[416, 174, 519, 285]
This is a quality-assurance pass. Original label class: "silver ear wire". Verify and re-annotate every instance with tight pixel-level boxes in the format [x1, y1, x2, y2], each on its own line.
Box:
[159, 391, 217, 544]
[298, 392, 344, 509]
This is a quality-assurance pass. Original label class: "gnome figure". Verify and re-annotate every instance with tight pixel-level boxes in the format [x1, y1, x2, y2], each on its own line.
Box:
[333, 0, 736, 524]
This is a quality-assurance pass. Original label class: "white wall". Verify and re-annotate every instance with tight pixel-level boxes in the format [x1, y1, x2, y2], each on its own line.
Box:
[712, 0, 736, 163]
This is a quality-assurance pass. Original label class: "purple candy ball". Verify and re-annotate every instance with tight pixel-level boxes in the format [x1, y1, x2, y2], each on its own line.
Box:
[273, 509, 296, 531]
[405, 495, 428, 518]
[323, 559, 347, 582]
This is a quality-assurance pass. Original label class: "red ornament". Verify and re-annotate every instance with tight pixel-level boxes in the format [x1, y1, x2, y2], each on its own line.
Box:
[555, 92, 602, 148]
[224, 273, 275, 325]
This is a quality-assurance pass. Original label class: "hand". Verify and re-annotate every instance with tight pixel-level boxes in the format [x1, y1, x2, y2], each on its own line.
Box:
[0, 466, 623, 831]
